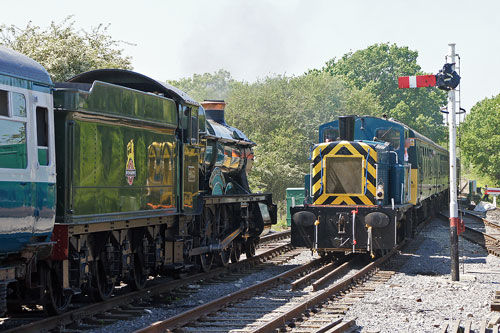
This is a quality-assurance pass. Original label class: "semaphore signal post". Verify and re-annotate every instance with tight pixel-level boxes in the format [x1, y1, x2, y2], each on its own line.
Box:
[398, 43, 462, 281]
[447, 43, 460, 282]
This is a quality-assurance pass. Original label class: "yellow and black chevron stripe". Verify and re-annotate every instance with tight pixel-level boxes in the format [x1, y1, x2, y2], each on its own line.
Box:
[312, 141, 377, 206]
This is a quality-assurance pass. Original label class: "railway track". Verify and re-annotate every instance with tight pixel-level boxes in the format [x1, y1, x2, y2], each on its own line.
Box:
[135, 243, 404, 333]
[437, 211, 500, 331]
[132, 213, 435, 333]
[439, 210, 500, 258]
[441, 317, 500, 333]
[0, 231, 291, 333]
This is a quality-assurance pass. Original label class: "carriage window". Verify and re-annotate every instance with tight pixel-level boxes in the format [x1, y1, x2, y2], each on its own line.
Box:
[0, 119, 27, 169]
[323, 128, 339, 142]
[0, 90, 8, 117]
[12, 92, 26, 117]
[376, 128, 401, 149]
[36, 107, 49, 166]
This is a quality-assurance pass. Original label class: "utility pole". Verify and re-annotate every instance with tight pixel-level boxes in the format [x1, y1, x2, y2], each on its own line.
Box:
[447, 43, 459, 281]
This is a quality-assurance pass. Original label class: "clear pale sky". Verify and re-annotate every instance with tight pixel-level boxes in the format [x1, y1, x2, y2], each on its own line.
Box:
[2, 0, 499, 112]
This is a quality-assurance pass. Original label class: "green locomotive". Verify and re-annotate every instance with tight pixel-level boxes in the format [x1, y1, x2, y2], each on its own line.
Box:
[9, 69, 276, 314]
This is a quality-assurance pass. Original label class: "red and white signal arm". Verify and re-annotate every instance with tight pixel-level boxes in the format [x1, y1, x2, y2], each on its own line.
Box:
[398, 75, 437, 89]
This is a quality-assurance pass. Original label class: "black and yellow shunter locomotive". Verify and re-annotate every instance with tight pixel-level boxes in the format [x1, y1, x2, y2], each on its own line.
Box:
[291, 115, 451, 257]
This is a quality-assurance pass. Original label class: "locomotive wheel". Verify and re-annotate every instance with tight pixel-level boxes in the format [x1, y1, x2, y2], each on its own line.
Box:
[219, 247, 231, 267]
[198, 207, 215, 272]
[230, 243, 242, 263]
[130, 253, 148, 291]
[91, 260, 114, 302]
[199, 252, 213, 273]
[6, 283, 23, 314]
[43, 264, 72, 315]
[244, 240, 256, 258]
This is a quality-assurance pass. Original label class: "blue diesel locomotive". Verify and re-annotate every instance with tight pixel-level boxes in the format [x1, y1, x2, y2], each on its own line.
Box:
[291, 115, 451, 256]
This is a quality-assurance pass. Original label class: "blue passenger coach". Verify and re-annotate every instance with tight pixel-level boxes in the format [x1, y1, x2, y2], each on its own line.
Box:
[0, 46, 56, 311]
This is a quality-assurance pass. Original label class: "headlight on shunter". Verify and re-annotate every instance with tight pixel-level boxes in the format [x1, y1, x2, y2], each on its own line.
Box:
[376, 184, 384, 199]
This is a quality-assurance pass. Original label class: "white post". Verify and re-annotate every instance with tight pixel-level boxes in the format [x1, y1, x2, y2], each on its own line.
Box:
[448, 43, 459, 281]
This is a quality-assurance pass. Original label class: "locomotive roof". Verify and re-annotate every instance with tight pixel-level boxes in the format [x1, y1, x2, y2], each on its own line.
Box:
[0, 46, 52, 86]
[206, 119, 255, 146]
[67, 69, 199, 107]
[319, 115, 447, 152]
[376, 116, 447, 152]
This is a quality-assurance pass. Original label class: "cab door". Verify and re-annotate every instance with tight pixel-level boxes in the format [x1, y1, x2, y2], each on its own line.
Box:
[180, 106, 200, 214]
[31, 90, 56, 238]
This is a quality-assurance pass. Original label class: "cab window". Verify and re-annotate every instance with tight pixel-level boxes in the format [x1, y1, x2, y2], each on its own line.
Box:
[190, 112, 198, 144]
[376, 128, 401, 149]
[323, 128, 339, 142]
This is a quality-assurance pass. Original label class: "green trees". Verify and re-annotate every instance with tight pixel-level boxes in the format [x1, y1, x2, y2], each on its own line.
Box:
[460, 94, 500, 183]
[0, 17, 132, 82]
[172, 43, 450, 199]
[175, 72, 382, 200]
[312, 43, 447, 143]
[168, 69, 236, 102]
[172, 43, 449, 200]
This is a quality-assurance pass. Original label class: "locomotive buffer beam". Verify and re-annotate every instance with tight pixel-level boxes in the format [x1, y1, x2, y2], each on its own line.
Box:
[189, 227, 243, 256]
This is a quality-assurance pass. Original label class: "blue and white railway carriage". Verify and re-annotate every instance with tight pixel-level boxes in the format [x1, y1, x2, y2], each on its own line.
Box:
[0, 46, 55, 312]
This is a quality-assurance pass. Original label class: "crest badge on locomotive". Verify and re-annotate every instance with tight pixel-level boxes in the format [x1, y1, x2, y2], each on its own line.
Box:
[126, 139, 137, 185]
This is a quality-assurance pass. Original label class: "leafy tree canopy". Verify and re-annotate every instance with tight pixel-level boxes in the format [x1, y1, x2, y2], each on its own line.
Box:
[168, 69, 236, 102]
[225, 73, 382, 199]
[173, 70, 382, 200]
[311, 43, 447, 143]
[163, 43, 454, 200]
[0, 16, 133, 82]
[460, 94, 500, 184]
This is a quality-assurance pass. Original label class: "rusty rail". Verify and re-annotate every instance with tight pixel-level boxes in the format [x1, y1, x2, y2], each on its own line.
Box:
[134, 255, 327, 333]
[312, 258, 357, 291]
[260, 230, 290, 243]
[4, 242, 293, 333]
[290, 253, 347, 291]
[250, 242, 403, 333]
[137, 242, 403, 333]
[439, 211, 500, 257]
[317, 319, 356, 333]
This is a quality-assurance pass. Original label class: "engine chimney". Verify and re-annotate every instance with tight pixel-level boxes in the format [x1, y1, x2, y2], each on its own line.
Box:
[201, 100, 227, 125]
[338, 115, 356, 141]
